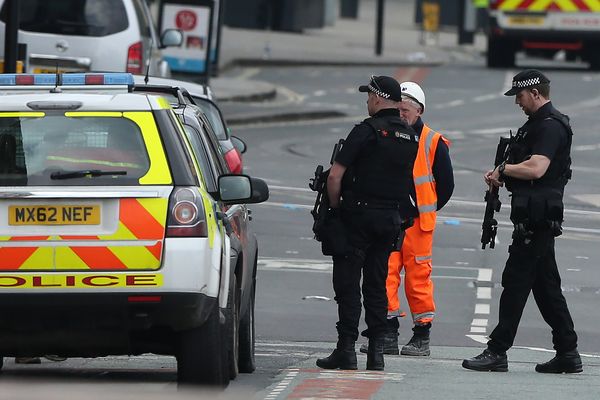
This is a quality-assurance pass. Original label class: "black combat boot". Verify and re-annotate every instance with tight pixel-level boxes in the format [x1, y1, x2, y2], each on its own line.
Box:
[316, 336, 357, 370]
[359, 330, 399, 355]
[462, 348, 508, 372]
[401, 323, 431, 356]
[366, 337, 385, 371]
[535, 349, 583, 374]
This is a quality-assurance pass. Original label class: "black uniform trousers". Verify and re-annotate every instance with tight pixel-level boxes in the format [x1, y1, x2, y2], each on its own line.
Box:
[332, 207, 403, 341]
[488, 228, 578, 354]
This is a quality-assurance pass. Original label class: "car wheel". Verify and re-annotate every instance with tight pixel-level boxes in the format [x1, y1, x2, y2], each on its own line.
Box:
[176, 305, 229, 387]
[487, 37, 515, 68]
[238, 278, 256, 373]
[587, 46, 600, 71]
[226, 274, 240, 380]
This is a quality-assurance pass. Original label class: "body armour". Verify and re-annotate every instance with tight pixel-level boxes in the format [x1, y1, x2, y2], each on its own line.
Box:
[505, 106, 573, 195]
[349, 115, 418, 201]
[505, 104, 573, 233]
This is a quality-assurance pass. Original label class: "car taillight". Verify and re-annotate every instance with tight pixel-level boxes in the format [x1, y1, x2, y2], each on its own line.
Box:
[127, 41, 143, 74]
[224, 148, 243, 174]
[166, 187, 208, 237]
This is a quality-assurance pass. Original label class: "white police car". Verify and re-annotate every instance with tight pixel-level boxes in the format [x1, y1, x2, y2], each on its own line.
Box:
[0, 73, 268, 386]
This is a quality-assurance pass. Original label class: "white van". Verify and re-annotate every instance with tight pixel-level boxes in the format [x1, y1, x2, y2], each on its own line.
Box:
[0, 0, 182, 76]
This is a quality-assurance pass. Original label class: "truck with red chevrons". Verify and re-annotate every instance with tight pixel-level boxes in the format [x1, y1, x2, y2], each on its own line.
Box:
[486, 0, 600, 69]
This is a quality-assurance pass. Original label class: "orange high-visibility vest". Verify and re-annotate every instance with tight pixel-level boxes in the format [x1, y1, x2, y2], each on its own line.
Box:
[413, 124, 450, 231]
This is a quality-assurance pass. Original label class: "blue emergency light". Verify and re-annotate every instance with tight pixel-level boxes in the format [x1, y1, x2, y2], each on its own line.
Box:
[0, 73, 134, 86]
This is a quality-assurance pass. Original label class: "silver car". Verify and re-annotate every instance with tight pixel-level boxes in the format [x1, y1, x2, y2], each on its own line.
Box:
[0, 0, 182, 76]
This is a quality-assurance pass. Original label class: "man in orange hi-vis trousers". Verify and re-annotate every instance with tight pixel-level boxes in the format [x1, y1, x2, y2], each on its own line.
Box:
[362, 81, 454, 356]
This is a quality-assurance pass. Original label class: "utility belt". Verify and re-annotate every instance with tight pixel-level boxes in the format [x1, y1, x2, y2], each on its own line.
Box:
[342, 193, 405, 210]
[510, 193, 564, 239]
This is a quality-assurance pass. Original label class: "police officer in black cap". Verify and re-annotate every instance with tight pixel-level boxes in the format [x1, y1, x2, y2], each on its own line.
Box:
[463, 69, 582, 374]
[316, 75, 418, 371]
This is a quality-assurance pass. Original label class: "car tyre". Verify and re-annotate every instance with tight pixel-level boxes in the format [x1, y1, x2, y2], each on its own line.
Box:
[0, 356, 3, 370]
[238, 276, 256, 373]
[587, 47, 600, 71]
[487, 37, 515, 68]
[177, 305, 229, 387]
[226, 274, 240, 380]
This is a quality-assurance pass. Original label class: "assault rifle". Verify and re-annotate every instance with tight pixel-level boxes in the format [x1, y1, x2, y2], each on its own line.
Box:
[310, 139, 344, 244]
[481, 136, 511, 249]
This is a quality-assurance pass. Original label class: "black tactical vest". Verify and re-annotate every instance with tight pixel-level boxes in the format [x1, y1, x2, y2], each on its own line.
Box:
[505, 107, 573, 195]
[348, 115, 418, 201]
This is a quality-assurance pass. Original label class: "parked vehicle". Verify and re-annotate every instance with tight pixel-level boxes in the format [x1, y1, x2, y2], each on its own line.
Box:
[133, 75, 246, 173]
[0, 73, 268, 386]
[132, 82, 261, 377]
[485, 0, 600, 69]
[0, 0, 182, 76]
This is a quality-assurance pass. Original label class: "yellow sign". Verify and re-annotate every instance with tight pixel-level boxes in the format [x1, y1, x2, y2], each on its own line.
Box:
[507, 15, 546, 26]
[9, 205, 101, 226]
[423, 1, 440, 33]
[0, 273, 163, 288]
[0, 60, 24, 73]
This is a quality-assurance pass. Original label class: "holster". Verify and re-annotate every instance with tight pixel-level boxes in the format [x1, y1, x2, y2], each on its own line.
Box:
[319, 211, 350, 256]
[510, 193, 564, 238]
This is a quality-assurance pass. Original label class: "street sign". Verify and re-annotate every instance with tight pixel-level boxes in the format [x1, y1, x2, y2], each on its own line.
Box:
[158, 0, 220, 79]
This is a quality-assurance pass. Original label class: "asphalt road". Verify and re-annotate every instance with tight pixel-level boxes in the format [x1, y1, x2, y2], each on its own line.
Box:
[223, 60, 600, 395]
[2, 58, 600, 398]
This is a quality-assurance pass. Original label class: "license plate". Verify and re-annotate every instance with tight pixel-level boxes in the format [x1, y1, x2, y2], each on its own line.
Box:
[9, 205, 100, 226]
[507, 16, 545, 26]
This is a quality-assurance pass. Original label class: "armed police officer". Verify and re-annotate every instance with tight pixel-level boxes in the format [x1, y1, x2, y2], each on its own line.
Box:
[316, 75, 418, 371]
[463, 70, 582, 374]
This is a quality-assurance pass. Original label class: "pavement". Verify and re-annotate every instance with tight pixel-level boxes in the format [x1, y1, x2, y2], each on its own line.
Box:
[206, 0, 487, 104]
[256, 344, 600, 399]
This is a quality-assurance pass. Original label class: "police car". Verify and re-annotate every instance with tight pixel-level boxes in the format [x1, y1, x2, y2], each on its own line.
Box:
[0, 73, 268, 386]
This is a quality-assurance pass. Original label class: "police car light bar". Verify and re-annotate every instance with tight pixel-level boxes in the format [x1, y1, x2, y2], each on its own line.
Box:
[0, 73, 134, 87]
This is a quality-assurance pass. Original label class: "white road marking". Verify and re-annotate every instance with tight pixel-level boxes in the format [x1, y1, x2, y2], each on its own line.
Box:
[573, 143, 600, 151]
[313, 90, 327, 97]
[477, 287, 492, 300]
[473, 94, 501, 102]
[470, 326, 487, 333]
[475, 304, 490, 314]
[469, 127, 513, 135]
[433, 99, 464, 109]
[477, 269, 493, 282]
[512, 346, 600, 358]
[466, 334, 489, 344]
[472, 319, 488, 327]
[265, 369, 298, 399]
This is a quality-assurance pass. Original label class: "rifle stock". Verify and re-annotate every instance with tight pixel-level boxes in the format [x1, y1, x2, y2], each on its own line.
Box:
[481, 137, 511, 249]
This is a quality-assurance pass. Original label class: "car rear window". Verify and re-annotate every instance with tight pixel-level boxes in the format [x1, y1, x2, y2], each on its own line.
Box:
[0, 115, 150, 186]
[1, 0, 129, 36]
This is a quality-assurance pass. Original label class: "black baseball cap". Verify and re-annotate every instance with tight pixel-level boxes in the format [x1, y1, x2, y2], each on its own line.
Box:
[504, 69, 551, 96]
[358, 75, 403, 101]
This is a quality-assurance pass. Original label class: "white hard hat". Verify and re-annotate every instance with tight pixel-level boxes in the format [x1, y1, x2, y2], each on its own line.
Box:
[400, 81, 426, 112]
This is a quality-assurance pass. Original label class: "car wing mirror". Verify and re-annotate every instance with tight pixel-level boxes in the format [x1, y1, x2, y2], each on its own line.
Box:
[160, 29, 183, 48]
[218, 175, 269, 205]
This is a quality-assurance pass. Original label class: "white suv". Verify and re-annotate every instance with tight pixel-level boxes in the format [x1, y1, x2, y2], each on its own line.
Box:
[0, 73, 268, 386]
[0, 0, 182, 76]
